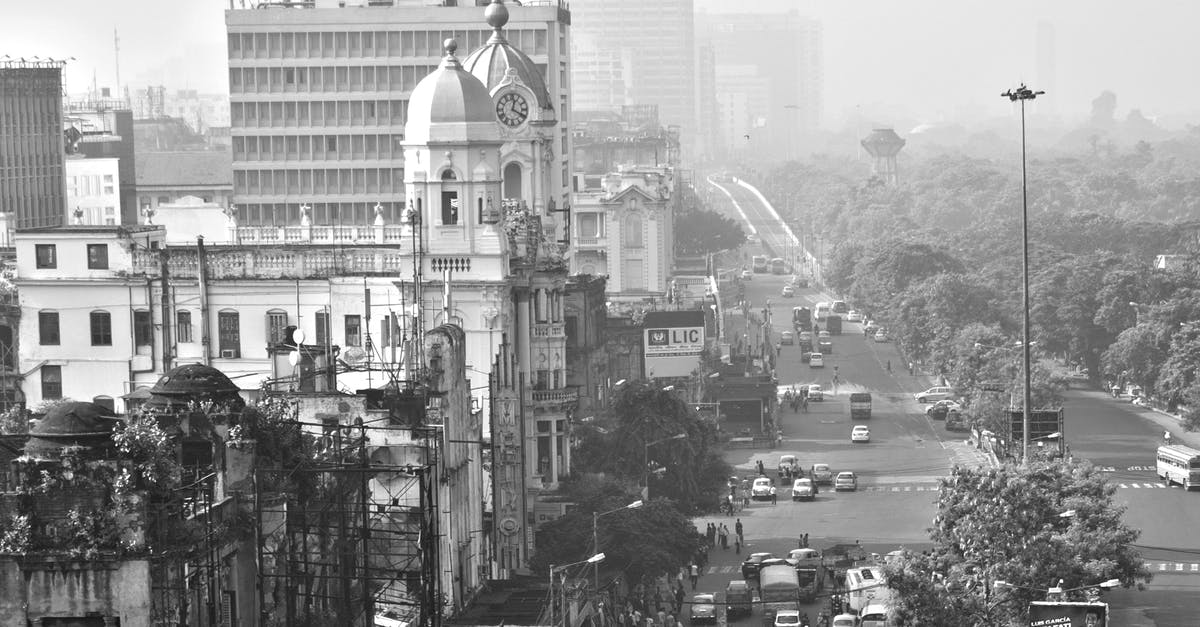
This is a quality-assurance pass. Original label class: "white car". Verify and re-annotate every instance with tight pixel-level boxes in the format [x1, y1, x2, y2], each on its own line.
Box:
[741, 270, 753, 281]
[781, 330, 795, 345]
[832, 614, 860, 627]
[807, 384, 823, 401]
[874, 329, 890, 342]
[782, 285, 795, 298]
[791, 478, 816, 501]
[846, 310, 862, 322]
[834, 471, 858, 492]
[851, 425, 870, 443]
[775, 610, 803, 627]
[751, 476, 774, 500]
[818, 330, 831, 340]
[915, 386, 956, 403]
[809, 353, 824, 368]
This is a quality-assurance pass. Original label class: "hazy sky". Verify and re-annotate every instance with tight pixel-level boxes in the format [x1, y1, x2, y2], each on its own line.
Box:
[4, 0, 1199, 127]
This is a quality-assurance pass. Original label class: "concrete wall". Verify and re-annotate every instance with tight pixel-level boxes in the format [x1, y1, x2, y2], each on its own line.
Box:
[0, 558, 152, 627]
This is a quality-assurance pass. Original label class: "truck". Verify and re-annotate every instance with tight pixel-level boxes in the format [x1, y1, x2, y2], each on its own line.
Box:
[826, 314, 843, 335]
[799, 339, 813, 361]
[759, 564, 801, 623]
[844, 566, 894, 615]
[850, 393, 872, 420]
[793, 552, 826, 602]
[793, 306, 812, 331]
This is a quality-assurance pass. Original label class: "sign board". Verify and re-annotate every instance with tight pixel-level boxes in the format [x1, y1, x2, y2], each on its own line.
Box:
[1009, 408, 1064, 453]
[643, 311, 706, 378]
[1027, 601, 1107, 626]
[980, 382, 1007, 392]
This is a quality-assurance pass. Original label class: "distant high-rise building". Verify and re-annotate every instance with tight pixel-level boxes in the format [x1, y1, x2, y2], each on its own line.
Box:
[225, 0, 572, 228]
[0, 63, 67, 231]
[1036, 21, 1056, 115]
[570, 0, 696, 159]
[63, 104, 138, 225]
[697, 9, 822, 161]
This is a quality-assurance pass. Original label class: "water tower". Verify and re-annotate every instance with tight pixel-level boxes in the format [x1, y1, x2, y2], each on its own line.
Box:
[861, 128, 906, 185]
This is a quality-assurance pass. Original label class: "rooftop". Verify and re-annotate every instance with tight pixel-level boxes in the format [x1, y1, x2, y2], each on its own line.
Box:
[135, 150, 232, 187]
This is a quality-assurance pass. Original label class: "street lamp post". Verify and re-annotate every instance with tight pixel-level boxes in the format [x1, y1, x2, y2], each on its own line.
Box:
[592, 500, 643, 593]
[643, 433, 688, 500]
[549, 553, 606, 627]
[1002, 84, 1044, 464]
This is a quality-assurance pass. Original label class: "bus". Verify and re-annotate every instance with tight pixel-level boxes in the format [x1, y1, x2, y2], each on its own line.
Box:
[1157, 444, 1200, 490]
[752, 255, 769, 273]
[793, 306, 812, 331]
[770, 257, 788, 274]
[844, 566, 893, 614]
[814, 302, 831, 322]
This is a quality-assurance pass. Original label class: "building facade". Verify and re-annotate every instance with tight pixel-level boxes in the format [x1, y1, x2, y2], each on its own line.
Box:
[0, 63, 67, 231]
[224, 0, 573, 244]
[65, 156, 121, 226]
[569, 0, 696, 159]
[63, 104, 139, 225]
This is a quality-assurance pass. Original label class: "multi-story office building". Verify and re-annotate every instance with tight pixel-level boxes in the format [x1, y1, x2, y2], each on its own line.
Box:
[0, 62, 67, 231]
[569, 0, 696, 159]
[63, 102, 139, 226]
[696, 9, 823, 160]
[225, 0, 573, 242]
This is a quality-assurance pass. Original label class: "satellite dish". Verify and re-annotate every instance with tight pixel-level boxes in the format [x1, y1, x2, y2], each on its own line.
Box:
[343, 346, 367, 365]
[288, 350, 301, 366]
[291, 328, 306, 344]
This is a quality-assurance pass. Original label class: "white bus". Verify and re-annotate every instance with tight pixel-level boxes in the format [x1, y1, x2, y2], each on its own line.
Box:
[844, 566, 893, 614]
[1157, 444, 1200, 490]
[814, 302, 831, 321]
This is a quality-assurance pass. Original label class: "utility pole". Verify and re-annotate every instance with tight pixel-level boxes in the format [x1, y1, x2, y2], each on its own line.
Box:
[160, 248, 172, 371]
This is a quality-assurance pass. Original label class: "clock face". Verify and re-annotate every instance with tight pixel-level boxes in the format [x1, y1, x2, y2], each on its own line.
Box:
[496, 92, 530, 128]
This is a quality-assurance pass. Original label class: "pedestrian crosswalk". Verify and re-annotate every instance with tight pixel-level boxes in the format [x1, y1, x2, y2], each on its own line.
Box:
[1149, 562, 1200, 574]
[849, 481, 1171, 493]
[1115, 482, 1169, 489]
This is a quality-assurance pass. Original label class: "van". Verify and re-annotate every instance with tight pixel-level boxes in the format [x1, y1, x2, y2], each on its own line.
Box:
[860, 604, 890, 627]
[832, 615, 860, 627]
[724, 580, 753, 618]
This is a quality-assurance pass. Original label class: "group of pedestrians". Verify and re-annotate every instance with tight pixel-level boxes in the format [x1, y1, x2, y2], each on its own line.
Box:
[783, 386, 809, 413]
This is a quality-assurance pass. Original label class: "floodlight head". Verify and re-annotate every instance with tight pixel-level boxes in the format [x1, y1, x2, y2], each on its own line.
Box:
[627, 500, 644, 509]
[1058, 509, 1076, 518]
[1099, 578, 1120, 588]
[587, 553, 606, 563]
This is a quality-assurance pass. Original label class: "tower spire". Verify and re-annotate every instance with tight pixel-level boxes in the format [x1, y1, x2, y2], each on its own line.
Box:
[485, 0, 510, 44]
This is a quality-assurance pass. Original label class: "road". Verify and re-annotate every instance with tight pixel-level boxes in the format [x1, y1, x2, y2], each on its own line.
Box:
[691, 175, 1200, 626]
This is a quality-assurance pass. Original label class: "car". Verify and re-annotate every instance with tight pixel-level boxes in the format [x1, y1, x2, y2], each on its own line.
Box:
[851, 425, 871, 443]
[818, 330, 831, 340]
[778, 454, 797, 475]
[811, 463, 833, 484]
[798, 331, 814, 344]
[945, 409, 968, 431]
[741, 270, 753, 281]
[788, 547, 821, 561]
[792, 477, 816, 501]
[724, 580, 753, 618]
[751, 476, 774, 500]
[926, 400, 961, 420]
[873, 329, 890, 342]
[834, 471, 858, 492]
[846, 310, 863, 322]
[782, 285, 796, 298]
[792, 275, 809, 288]
[832, 300, 848, 314]
[775, 610, 803, 627]
[915, 386, 956, 403]
[741, 552, 773, 579]
[809, 353, 824, 368]
[832, 614, 861, 627]
[863, 322, 879, 337]
[819, 340, 833, 354]
[747, 233, 760, 244]
[689, 593, 717, 624]
[781, 330, 795, 345]
[807, 384, 823, 401]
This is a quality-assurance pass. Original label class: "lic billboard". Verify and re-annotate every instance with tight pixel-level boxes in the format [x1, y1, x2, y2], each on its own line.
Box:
[644, 310, 706, 378]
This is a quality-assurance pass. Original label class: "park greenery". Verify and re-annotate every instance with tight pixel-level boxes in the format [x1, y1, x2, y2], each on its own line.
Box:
[758, 126, 1200, 430]
[885, 461, 1151, 626]
[675, 182, 747, 256]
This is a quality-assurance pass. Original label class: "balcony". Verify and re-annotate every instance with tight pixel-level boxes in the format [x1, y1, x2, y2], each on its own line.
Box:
[532, 322, 565, 339]
[236, 224, 409, 246]
[530, 388, 578, 409]
[574, 235, 607, 250]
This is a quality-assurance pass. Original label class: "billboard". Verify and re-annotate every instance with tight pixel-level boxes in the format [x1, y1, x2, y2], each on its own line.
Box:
[644, 310, 707, 378]
[1028, 601, 1107, 626]
[1009, 408, 1065, 454]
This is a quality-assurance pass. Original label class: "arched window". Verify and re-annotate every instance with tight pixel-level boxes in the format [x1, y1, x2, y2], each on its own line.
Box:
[440, 169, 460, 225]
[503, 162, 523, 200]
[623, 213, 643, 248]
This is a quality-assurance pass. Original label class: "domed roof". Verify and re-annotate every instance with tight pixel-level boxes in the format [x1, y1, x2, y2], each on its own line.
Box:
[463, 0, 553, 110]
[406, 38, 498, 135]
[24, 401, 121, 460]
[144, 362, 246, 413]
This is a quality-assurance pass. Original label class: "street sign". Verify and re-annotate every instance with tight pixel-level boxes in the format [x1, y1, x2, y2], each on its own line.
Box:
[980, 382, 1007, 392]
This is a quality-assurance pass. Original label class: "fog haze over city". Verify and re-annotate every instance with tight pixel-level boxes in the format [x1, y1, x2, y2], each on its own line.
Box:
[6, 0, 1199, 130]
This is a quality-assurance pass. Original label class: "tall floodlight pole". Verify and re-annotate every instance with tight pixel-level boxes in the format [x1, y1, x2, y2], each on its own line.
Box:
[1001, 84, 1044, 464]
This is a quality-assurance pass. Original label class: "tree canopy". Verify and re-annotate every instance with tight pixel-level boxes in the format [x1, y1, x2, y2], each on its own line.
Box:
[674, 206, 746, 255]
[886, 461, 1150, 626]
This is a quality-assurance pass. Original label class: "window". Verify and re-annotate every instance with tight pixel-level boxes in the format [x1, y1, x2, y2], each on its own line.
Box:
[623, 214, 643, 248]
[87, 243, 109, 269]
[344, 315, 362, 347]
[35, 244, 57, 269]
[157, 196, 170, 205]
[577, 213, 603, 238]
[41, 365, 62, 400]
[38, 311, 60, 345]
[266, 309, 289, 344]
[441, 191, 460, 225]
[219, 311, 241, 357]
[177, 310, 193, 343]
[134, 310, 153, 347]
[90, 311, 113, 346]
[103, 174, 114, 194]
[315, 310, 329, 346]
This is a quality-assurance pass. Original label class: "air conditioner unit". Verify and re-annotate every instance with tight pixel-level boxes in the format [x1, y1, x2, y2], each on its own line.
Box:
[220, 349, 239, 359]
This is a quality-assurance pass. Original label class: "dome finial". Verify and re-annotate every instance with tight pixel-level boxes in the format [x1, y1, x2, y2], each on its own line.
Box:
[441, 38, 463, 69]
[485, 0, 510, 43]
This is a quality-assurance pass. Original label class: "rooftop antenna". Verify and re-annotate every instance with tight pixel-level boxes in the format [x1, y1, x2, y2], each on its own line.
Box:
[114, 28, 121, 99]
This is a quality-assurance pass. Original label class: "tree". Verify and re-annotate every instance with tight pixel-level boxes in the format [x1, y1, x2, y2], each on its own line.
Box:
[1101, 324, 1167, 393]
[886, 461, 1150, 626]
[674, 207, 746, 256]
[571, 381, 731, 513]
[530, 497, 701, 585]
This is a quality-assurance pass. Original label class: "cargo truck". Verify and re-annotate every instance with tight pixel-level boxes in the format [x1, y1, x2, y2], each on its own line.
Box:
[850, 393, 872, 420]
[759, 564, 801, 623]
[826, 315, 843, 335]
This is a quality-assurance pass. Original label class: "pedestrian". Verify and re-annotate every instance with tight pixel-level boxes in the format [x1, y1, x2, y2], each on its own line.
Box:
[770, 485, 778, 505]
[719, 525, 728, 549]
[908, 361, 915, 375]
[735, 518, 744, 544]
[665, 612, 676, 627]
[735, 535, 742, 554]
[803, 533, 809, 548]
[675, 584, 686, 612]
[801, 396, 808, 413]
[706, 523, 715, 548]
[757, 459, 765, 475]
[776, 342, 782, 357]
[689, 562, 699, 589]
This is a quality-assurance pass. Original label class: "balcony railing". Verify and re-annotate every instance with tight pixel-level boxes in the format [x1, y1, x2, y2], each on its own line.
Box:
[532, 322, 565, 338]
[530, 388, 578, 406]
[131, 248, 410, 279]
[236, 224, 409, 246]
